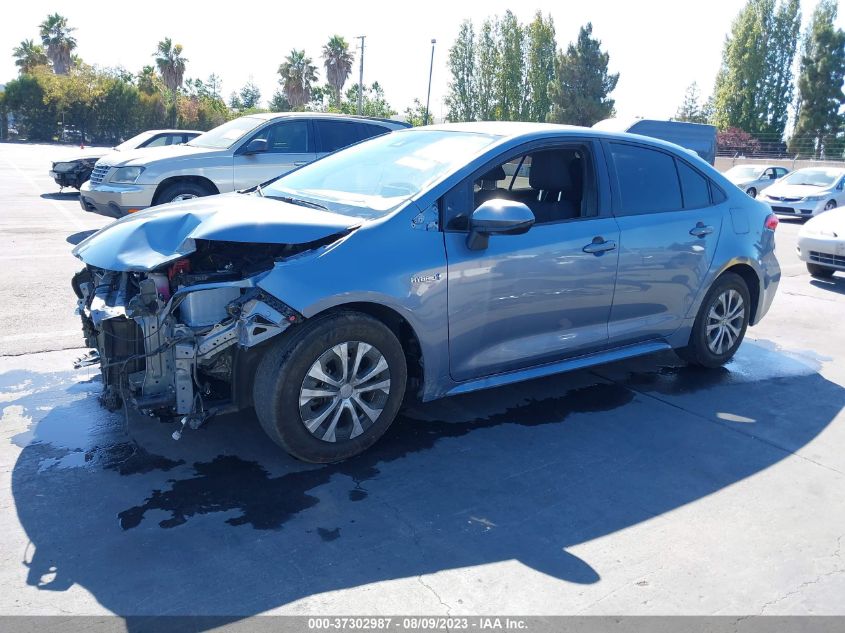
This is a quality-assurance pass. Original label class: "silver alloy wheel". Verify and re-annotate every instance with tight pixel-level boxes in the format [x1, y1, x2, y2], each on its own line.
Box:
[746, 187, 757, 198]
[825, 200, 836, 211]
[705, 289, 745, 355]
[299, 341, 391, 443]
[170, 193, 198, 202]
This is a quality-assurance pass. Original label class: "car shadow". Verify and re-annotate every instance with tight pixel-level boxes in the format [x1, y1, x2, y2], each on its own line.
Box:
[810, 277, 845, 295]
[6, 341, 843, 622]
[41, 192, 80, 200]
[66, 230, 99, 245]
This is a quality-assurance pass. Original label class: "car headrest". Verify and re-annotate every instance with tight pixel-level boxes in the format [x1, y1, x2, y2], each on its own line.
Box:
[529, 151, 574, 191]
[480, 165, 506, 182]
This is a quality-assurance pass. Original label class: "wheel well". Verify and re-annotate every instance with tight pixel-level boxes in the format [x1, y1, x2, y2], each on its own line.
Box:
[723, 263, 760, 322]
[323, 302, 425, 401]
[152, 176, 219, 205]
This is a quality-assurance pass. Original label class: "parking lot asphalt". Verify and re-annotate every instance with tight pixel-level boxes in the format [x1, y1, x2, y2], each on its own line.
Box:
[0, 142, 844, 617]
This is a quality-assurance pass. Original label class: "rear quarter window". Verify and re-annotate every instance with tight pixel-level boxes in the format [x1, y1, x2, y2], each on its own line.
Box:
[677, 161, 711, 209]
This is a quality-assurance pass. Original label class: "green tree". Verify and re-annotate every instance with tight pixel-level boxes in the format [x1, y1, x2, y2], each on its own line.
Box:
[205, 74, 223, 99]
[2, 74, 58, 140]
[13, 40, 49, 74]
[789, 0, 845, 157]
[496, 10, 527, 120]
[340, 82, 396, 118]
[547, 23, 619, 126]
[674, 82, 711, 123]
[0, 89, 7, 140]
[238, 79, 262, 109]
[322, 35, 354, 108]
[445, 20, 477, 122]
[403, 98, 430, 126]
[525, 11, 557, 123]
[269, 89, 291, 112]
[476, 17, 500, 120]
[137, 65, 161, 95]
[712, 0, 801, 137]
[278, 49, 318, 110]
[39, 13, 77, 75]
[154, 37, 188, 93]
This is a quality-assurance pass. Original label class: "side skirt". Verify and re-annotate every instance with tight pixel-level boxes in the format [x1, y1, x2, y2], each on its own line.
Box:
[443, 340, 673, 398]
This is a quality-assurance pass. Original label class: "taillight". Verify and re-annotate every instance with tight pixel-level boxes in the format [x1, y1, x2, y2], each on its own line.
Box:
[764, 214, 779, 231]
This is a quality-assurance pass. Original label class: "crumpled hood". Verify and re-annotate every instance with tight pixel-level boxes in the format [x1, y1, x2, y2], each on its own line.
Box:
[764, 183, 832, 198]
[802, 207, 845, 236]
[72, 193, 359, 271]
[95, 143, 219, 168]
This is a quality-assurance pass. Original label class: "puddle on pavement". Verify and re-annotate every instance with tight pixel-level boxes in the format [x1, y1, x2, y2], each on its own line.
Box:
[117, 382, 634, 531]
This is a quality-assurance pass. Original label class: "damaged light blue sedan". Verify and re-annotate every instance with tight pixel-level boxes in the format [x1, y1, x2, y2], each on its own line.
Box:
[72, 123, 781, 463]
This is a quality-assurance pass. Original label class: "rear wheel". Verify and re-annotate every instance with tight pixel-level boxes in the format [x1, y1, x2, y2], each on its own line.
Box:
[253, 312, 407, 463]
[807, 263, 835, 279]
[677, 272, 751, 368]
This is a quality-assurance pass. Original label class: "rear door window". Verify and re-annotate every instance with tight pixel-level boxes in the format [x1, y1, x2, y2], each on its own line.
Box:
[609, 143, 683, 214]
[315, 120, 364, 153]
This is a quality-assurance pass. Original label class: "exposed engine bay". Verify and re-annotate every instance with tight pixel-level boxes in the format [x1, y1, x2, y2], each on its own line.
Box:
[71, 239, 317, 434]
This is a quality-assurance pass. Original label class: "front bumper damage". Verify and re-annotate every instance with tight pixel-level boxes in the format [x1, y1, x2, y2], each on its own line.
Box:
[72, 264, 302, 429]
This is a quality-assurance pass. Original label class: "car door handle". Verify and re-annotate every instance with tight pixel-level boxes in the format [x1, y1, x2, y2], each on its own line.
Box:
[293, 161, 308, 167]
[582, 238, 617, 254]
[690, 222, 714, 238]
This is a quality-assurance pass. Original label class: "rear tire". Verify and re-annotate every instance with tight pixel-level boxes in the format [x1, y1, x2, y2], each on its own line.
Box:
[807, 263, 835, 279]
[677, 272, 751, 368]
[253, 312, 407, 463]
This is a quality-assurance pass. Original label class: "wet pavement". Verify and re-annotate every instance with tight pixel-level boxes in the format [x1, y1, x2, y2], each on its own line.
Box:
[1, 143, 844, 617]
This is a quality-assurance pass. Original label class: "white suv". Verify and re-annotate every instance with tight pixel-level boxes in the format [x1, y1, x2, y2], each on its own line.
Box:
[79, 113, 409, 218]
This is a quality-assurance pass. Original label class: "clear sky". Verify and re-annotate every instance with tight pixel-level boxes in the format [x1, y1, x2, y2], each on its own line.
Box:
[1, 0, 841, 121]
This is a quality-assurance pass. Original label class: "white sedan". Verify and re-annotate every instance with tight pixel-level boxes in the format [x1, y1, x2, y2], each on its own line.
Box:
[760, 167, 845, 219]
[724, 164, 789, 197]
[797, 207, 845, 278]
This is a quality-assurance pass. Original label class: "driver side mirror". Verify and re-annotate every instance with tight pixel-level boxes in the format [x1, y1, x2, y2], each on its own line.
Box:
[243, 138, 268, 155]
[466, 199, 535, 251]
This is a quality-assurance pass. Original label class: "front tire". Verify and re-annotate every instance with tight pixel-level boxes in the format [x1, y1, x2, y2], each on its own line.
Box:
[677, 272, 751, 368]
[253, 312, 407, 463]
[155, 181, 214, 205]
[807, 263, 835, 279]
[746, 187, 757, 198]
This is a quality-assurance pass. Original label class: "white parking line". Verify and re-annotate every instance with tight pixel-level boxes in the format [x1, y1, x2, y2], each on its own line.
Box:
[0, 154, 85, 231]
[0, 329, 81, 344]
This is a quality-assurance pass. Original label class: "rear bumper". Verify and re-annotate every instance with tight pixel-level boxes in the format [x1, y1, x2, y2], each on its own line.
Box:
[79, 181, 154, 218]
[796, 234, 845, 271]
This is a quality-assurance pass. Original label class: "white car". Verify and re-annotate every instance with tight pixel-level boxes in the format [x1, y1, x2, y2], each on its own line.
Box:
[797, 207, 845, 278]
[759, 167, 845, 219]
[723, 164, 789, 198]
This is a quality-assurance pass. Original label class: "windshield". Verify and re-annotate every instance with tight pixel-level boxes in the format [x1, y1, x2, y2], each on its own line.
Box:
[114, 131, 155, 152]
[782, 169, 842, 187]
[264, 130, 500, 218]
[188, 117, 264, 149]
[726, 166, 762, 180]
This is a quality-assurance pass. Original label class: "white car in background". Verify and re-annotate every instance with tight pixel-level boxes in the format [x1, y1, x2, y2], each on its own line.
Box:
[759, 167, 845, 219]
[797, 207, 845, 278]
[723, 164, 789, 198]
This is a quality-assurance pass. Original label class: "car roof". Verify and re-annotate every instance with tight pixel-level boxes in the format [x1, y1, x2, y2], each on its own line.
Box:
[244, 112, 409, 128]
[412, 121, 705, 157]
[792, 166, 845, 174]
[147, 129, 202, 135]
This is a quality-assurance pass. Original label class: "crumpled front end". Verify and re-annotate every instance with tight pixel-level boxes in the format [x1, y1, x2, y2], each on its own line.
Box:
[72, 240, 308, 429]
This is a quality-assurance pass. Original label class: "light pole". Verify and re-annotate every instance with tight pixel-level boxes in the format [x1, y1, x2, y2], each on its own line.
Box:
[356, 35, 366, 116]
[424, 38, 436, 126]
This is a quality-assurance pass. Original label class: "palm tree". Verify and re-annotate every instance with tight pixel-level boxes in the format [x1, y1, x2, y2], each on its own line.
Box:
[278, 49, 318, 110]
[12, 39, 49, 73]
[322, 35, 353, 107]
[38, 13, 77, 75]
[154, 37, 188, 93]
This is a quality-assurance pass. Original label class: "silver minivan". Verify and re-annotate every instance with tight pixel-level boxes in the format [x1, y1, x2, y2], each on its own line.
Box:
[79, 113, 409, 218]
